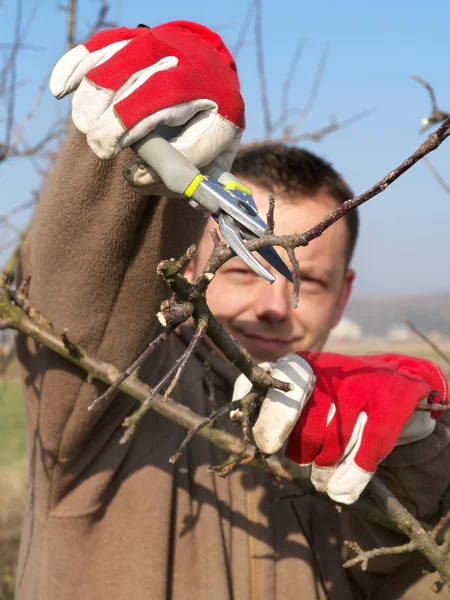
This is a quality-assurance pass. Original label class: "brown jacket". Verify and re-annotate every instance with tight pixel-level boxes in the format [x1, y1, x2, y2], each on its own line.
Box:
[15, 128, 450, 599]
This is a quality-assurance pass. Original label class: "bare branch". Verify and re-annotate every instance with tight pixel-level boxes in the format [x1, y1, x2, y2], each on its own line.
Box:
[265, 193, 275, 235]
[230, 1, 254, 58]
[9, 72, 52, 149]
[411, 75, 450, 133]
[423, 157, 450, 196]
[160, 316, 208, 402]
[157, 256, 292, 394]
[3, 275, 450, 582]
[7, 125, 66, 158]
[119, 316, 209, 444]
[432, 509, 450, 542]
[242, 114, 450, 255]
[210, 449, 267, 477]
[286, 247, 300, 308]
[367, 477, 450, 587]
[3, 0, 23, 154]
[404, 319, 450, 367]
[275, 39, 305, 132]
[344, 540, 416, 571]
[243, 108, 373, 147]
[88, 326, 177, 412]
[0, 199, 35, 220]
[195, 115, 450, 303]
[411, 75, 438, 112]
[175, 243, 197, 270]
[292, 43, 330, 133]
[253, 0, 271, 138]
[84, 1, 114, 40]
[169, 396, 249, 464]
[414, 402, 450, 413]
[67, 0, 77, 51]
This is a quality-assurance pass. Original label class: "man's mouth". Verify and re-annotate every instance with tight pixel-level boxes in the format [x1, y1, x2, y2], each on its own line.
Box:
[235, 330, 293, 354]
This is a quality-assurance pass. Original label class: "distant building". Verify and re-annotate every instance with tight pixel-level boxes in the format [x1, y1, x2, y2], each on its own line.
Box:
[386, 323, 412, 342]
[329, 317, 363, 342]
[0, 329, 14, 351]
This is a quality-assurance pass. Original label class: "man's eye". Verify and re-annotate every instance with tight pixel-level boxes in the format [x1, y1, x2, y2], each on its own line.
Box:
[301, 277, 326, 291]
[226, 267, 256, 278]
[231, 268, 254, 275]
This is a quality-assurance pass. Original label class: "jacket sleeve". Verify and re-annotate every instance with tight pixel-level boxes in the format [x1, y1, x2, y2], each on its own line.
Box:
[15, 126, 205, 509]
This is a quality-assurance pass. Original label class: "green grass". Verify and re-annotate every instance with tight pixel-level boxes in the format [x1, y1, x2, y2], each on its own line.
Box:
[0, 382, 26, 468]
[0, 381, 26, 600]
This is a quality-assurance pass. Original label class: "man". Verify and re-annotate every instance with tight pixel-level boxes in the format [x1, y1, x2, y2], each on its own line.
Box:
[15, 21, 449, 600]
[184, 144, 357, 360]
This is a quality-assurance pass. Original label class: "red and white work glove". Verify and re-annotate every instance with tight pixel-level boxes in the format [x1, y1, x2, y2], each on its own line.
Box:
[232, 352, 448, 504]
[50, 21, 244, 196]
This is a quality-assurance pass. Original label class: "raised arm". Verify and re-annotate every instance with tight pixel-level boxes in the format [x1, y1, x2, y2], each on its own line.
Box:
[15, 21, 244, 507]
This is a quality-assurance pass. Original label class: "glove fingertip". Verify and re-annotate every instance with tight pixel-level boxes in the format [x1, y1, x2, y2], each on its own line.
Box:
[324, 462, 373, 505]
[253, 426, 284, 455]
[50, 45, 89, 99]
[85, 133, 116, 160]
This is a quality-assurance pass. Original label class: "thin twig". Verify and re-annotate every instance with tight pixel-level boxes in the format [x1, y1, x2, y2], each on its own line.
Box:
[254, 0, 271, 138]
[160, 317, 208, 402]
[169, 399, 244, 464]
[404, 319, 450, 367]
[230, 1, 254, 58]
[84, 0, 113, 40]
[88, 326, 176, 411]
[243, 108, 373, 147]
[343, 540, 417, 571]
[67, 0, 77, 51]
[287, 247, 300, 308]
[367, 477, 450, 587]
[432, 509, 450, 542]
[210, 449, 268, 477]
[265, 193, 275, 234]
[175, 244, 196, 271]
[415, 403, 450, 413]
[410, 75, 450, 133]
[9, 72, 50, 150]
[293, 43, 330, 133]
[203, 359, 219, 412]
[240, 115, 450, 256]
[0, 282, 435, 545]
[3, 0, 22, 157]
[423, 157, 450, 196]
[275, 39, 305, 132]
[120, 317, 208, 444]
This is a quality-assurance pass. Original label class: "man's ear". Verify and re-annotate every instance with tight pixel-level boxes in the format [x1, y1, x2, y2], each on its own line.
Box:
[332, 268, 355, 327]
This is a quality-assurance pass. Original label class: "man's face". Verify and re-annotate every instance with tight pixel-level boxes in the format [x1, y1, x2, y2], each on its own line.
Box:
[185, 181, 355, 363]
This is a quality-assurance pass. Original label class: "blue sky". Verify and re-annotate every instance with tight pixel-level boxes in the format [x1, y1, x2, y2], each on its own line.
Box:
[1, 0, 449, 297]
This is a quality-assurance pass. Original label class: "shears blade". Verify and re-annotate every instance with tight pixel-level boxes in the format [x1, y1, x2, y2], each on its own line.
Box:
[216, 213, 275, 283]
[257, 245, 294, 283]
[216, 213, 294, 284]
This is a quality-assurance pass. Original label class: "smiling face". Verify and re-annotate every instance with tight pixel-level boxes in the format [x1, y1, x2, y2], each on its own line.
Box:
[185, 181, 355, 363]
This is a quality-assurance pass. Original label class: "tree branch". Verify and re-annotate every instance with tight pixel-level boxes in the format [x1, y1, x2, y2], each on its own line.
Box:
[411, 75, 450, 133]
[343, 539, 416, 571]
[1, 278, 448, 574]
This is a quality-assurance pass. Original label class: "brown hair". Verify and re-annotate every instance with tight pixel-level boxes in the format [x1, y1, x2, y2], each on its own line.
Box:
[231, 143, 359, 263]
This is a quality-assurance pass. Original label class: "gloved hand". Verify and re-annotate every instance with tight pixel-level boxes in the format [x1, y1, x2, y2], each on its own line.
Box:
[232, 352, 448, 504]
[50, 21, 244, 196]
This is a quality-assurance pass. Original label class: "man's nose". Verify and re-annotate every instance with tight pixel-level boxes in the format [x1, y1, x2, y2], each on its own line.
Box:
[254, 277, 291, 323]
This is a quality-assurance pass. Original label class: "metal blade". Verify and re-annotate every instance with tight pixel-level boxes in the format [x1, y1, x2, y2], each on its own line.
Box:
[238, 225, 294, 284]
[257, 246, 294, 284]
[217, 214, 275, 284]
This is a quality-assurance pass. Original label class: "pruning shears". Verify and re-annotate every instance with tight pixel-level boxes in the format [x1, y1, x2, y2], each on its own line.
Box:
[132, 130, 293, 284]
